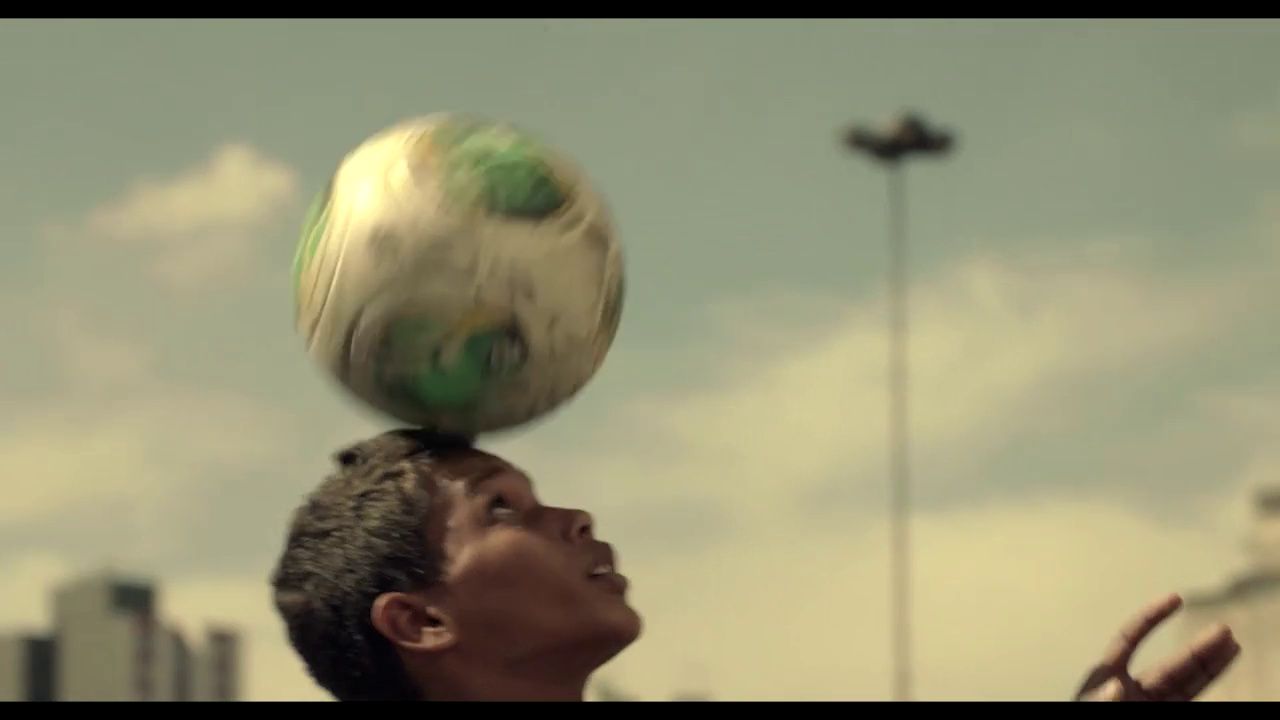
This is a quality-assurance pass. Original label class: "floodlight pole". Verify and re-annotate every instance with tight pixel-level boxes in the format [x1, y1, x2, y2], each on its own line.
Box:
[843, 114, 953, 702]
[886, 161, 911, 704]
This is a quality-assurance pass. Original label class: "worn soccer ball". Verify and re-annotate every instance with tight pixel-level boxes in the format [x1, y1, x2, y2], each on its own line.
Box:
[292, 114, 625, 435]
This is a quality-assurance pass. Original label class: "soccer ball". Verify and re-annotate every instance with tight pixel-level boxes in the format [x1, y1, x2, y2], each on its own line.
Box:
[292, 114, 625, 435]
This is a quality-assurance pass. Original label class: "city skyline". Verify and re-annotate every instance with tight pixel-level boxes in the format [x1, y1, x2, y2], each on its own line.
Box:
[0, 571, 240, 702]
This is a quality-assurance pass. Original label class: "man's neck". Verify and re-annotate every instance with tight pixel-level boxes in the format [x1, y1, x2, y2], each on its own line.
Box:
[415, 661, 590, 702]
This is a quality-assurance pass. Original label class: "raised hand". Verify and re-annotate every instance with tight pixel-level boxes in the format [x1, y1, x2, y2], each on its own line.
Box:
[1075, 593, 1240, 701]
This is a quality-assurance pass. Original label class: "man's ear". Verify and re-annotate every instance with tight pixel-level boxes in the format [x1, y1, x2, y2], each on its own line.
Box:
[370, 591, 456, 653]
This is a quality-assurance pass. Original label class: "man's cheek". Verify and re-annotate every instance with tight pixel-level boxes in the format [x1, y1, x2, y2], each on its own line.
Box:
[465, 537, 556, 588]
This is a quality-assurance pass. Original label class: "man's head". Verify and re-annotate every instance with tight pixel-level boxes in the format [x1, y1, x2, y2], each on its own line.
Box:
[270, 429, 641, 701]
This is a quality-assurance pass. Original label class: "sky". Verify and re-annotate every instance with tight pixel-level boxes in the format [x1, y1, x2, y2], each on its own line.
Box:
[2, 19, 1280, 700]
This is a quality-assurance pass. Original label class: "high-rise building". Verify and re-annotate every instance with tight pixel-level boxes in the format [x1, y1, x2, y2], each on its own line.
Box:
[1183, 487, 1280, 700]
[191, 627, 240, 702]
[53, 573, 159, 701]
[155, 626, 193, 701]
[0, 634, 56, 702]
[1, 571, 239, 701]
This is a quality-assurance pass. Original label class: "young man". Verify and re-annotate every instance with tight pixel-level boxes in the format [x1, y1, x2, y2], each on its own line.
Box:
[270, 428, 1240, 702]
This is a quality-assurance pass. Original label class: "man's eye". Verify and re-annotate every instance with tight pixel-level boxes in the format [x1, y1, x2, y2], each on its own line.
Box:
[488, 496, 517, 521]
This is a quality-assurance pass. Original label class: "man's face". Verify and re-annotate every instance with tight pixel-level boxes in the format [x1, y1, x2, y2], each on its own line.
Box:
[427, 450, 641, 671]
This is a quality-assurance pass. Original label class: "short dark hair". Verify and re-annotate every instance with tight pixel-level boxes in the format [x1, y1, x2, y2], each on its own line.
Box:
[270, 429, 474, 701]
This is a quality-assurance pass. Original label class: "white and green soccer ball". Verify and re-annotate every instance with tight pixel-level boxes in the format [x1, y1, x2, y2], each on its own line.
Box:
[292, 114, 625, 435]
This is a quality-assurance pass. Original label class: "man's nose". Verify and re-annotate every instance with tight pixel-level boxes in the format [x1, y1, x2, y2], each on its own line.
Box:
[565, 508, 594, 543]
[536, 506, 595, 542]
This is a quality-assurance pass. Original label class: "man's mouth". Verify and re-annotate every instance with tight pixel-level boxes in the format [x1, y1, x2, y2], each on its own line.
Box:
[586, 546, 628, 594]
[588, 567, 628, 594]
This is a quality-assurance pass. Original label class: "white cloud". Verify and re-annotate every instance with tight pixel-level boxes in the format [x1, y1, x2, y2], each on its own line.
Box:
[490, 249, 1265, 700]
[0, 303, 291, 531]
[6, 230, 1270, 700]
[0, 387, 291, 533]
[85, 143, 297, 243]
[1199, 382, 1280, 440]
[3, 497, 1238, 702]
[1229, 110, 1280, 152]
[64, 143, 299, 290]
[48, 308, 155, 392]
[1261, 191, 1280, 254]
[1193, 382, 1280, 576]
[0, 553, 80, 632]
[598, 498, 1236, 700]
[502, 251, 1257, 524]
[0, 307, 321, 698]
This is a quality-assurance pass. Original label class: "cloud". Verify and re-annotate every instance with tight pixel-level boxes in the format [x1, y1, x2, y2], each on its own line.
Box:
[0, 387, 292, 536]
[1199, 382, 1280, 439]
[0, 553, 80, 632]
[0, 296, 342, 699]
[7, 220, 1272, 699]
[47, 307, 156, 392]
[1261, 191, 1280, 253]
[0, 308, 299, 563]
[85, 143, 297, 243]
[488, 247, 1268, 699]
[1192, 381, 1280, 571]
[1229, 110, 1280, 152]
[596, 496, 1236, 700]
[2, 493, 1240, 702]
[0, 317, 329, 699]
[500, 249, 1258, 531]
[52, 143, 299, 290]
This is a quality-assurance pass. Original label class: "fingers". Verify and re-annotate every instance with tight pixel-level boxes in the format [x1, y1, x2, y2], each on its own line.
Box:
[1077, 675, 1127, 701]
[1140, 623, 1241, 701]
[1074, 664, 1120, 700]
[1100, 593, 1184, 670]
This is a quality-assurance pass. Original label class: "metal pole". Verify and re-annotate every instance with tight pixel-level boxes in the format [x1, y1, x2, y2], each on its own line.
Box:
[887, 164, 912, 702]
[844, 111, 951, 702]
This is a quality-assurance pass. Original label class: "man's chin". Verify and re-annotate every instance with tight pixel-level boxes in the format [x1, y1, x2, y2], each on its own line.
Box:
[606, 604, 644, 653]
[619, 604, 643, 642]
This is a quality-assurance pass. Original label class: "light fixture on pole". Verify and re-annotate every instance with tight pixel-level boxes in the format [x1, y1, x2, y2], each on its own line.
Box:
[841, 111, 955, 702]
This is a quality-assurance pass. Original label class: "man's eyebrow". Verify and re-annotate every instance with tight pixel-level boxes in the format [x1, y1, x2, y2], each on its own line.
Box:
[462, 465, 522, 495]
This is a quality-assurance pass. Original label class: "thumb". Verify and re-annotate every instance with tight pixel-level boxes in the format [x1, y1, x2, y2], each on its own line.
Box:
[1075, 664, 1119, 700]
[1081, 677, 1129, 701]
